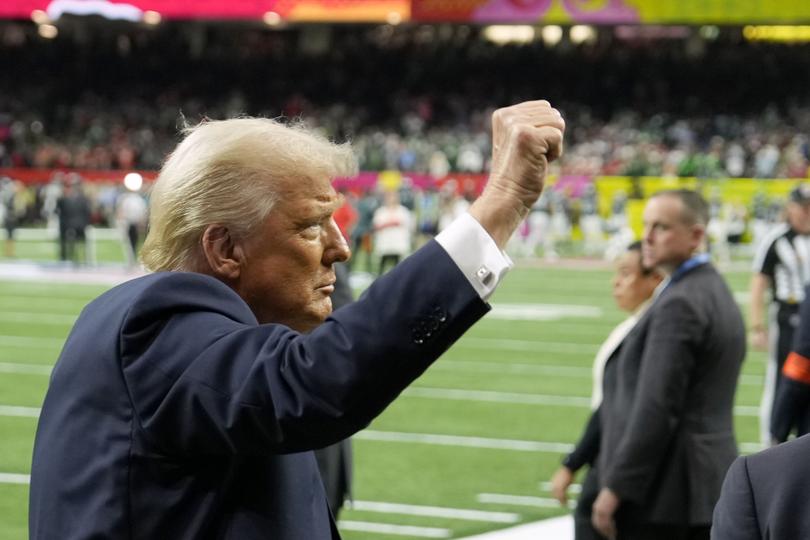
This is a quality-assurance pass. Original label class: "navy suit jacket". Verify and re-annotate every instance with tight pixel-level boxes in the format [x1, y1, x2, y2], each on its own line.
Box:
[29, 241, 488, 539]
[712, 434, 810, 540]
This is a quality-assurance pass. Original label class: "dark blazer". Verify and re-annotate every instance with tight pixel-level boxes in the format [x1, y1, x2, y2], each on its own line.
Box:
[29, 241, 488, 539]
[712, 434, 810, 540]
[599, 263, 746, 527]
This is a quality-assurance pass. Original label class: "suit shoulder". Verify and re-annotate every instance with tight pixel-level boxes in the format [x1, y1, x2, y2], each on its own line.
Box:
[95, 271, 256, 326]
[745, 436, 810, 475]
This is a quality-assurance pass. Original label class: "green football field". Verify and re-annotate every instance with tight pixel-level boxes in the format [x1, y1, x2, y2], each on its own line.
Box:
[0, 252, 764, 539]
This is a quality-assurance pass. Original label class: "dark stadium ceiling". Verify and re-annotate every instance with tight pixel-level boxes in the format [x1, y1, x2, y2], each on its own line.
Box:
[2, 0, 810, 25]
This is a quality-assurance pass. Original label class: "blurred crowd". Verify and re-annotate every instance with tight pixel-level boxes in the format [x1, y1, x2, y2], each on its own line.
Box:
[0, 21, 809, 178]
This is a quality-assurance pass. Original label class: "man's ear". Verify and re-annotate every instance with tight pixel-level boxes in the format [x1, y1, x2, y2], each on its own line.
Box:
[200, 225, 244, 281]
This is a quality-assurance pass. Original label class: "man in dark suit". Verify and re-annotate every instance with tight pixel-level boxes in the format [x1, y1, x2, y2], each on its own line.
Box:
[592, 190, 746, 540]
[712, 434, 810, 539]
[712, 281, 810, 540]
[29, 101, 565, 539]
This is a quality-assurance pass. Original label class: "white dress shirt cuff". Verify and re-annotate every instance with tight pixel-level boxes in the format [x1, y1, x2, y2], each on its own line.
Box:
[435, 213, 514, 301]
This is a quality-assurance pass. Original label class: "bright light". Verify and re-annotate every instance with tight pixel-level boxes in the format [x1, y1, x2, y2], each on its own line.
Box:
[30, 9, 49, 24]
[142, 10, 161, 25]
[38, 24, 58, 39]
[541, 25, 563, 46]
[263, 11, 281, 26]
[570, 25, 596, 45]
[124, 172, 143, 192]
[744, 25, 810, 42]
[699, 25, 719, 40]
[483, 25, 535, 45]
[386, 11, 402, 25]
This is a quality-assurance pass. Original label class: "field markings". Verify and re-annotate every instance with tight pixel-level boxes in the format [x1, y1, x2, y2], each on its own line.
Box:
[477, 493, 575, 510]
[0, 312, 77, 325]
[356, 430, 574, 453]
[349, 501, 519, 523]
[0, 473, 29, 485]
[457, 515, 573, 540]
[0, 336, 64, 349]
[0, 362, 52, 375]
[436, 361, 764, 387]
[0, 405, 40, 417]
[404, 387, 591, 407]
[404, 386, 761, 417]
[339, 520, 451, 538]
[486, 304, 603, 321]
[456, 339, 600, 354]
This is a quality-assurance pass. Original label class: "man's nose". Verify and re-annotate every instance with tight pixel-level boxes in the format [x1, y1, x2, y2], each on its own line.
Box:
[323, 220, 351, 264]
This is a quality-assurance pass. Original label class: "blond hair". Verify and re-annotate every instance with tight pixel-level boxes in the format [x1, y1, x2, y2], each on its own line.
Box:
[141, 118, 357, 271]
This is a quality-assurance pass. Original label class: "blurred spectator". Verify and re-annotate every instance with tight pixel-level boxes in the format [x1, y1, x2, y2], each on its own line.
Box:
[115, 185, 148, 267]
[55, 176, 91, 264]
[372, 190, 412, 275]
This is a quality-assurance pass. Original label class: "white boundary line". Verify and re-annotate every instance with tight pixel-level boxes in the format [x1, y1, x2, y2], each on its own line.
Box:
[0, 362, 52, 375]
[477, 493, 575, 510]
[0, 473, 29, 484]
[404, 386, 761, 417]
[349, 501, 519, 523]
[456, 339, 600, 354]
[404, 387, 591, 407]
[0, 336, 63, 348]
[338, 520, 451, 538]
[0, 405, 41, 417]
[355, 430, 573, 453]
[0, 313, 77, 324]
[456, 515, 573, 540]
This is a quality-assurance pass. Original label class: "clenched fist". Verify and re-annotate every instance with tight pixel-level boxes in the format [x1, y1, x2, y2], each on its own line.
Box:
[470, 100, 565, 249]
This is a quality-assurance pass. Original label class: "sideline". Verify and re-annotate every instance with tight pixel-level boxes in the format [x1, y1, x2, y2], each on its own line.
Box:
[458, 515, 573, 540]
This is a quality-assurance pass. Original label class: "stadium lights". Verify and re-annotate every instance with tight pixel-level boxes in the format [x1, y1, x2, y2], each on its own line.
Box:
[123, 172, 143, 192]
[570, 25, 596, 45]
[386, 11, 403, 25]
[30, 9, 50, 24]
[263, 11, 282, 26]
[142, 10, 161, 25]
[38, 24, 58, 39]
[483, 25, 535, 45]
[541, 25, 563, 47]
[743, 25, 810, 42]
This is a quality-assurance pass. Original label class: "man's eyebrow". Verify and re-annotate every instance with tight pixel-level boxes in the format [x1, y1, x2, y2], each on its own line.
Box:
[317, 193, 344, 214]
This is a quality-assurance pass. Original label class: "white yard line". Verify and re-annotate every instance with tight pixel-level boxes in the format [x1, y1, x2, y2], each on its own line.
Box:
[0, 336, 64, 348]
[338, 520, 451, 538]
[0, 362, 52, 375]
[349, 501, 519, 523]
[437, 361, 764, 387]
[0, 473, 29, 485]
[476, 493, 575, 510]
[0, 405, 41, 417]
[355, 430, 574, 453]
[404, 387, 592, 407]
[456, 339, 600, 354]
[0, 312, 77, 325]
[457, 515, 573, 540]
[405, 386, 761, 417]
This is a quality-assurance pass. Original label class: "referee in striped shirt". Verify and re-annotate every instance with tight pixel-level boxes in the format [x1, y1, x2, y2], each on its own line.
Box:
[750, 183, 810, 445]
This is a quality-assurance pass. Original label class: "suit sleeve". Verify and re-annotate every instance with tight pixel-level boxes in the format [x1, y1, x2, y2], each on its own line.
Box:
[711, 457, 761, 540]
[562, 407, 601, 472]
[120, 241, 489, 456]
[602, 295, 701, 501]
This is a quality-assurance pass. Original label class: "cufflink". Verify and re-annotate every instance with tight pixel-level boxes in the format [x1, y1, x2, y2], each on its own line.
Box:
[476, 266, 493, 287]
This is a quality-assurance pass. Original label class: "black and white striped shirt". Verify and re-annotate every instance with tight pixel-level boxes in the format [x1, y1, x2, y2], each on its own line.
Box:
[753, 224, 810, 304]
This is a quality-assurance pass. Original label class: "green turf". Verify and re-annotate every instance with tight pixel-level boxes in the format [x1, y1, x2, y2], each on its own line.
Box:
[0, 262, 771, 539]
